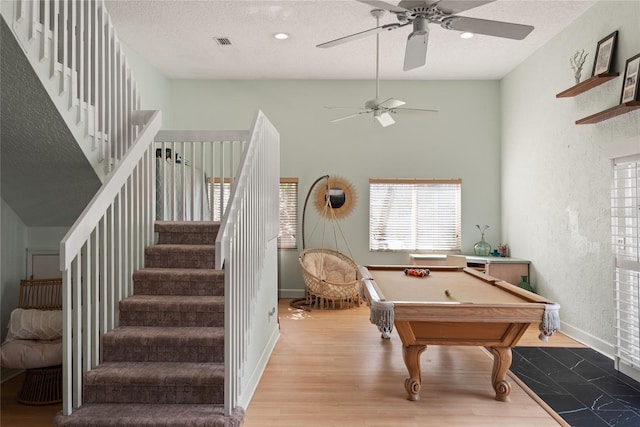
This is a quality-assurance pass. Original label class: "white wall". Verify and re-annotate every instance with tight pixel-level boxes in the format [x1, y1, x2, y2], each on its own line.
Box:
[502, 0, 640, 355]
[166, 79, 503, 295]
[120, 43, 171, 116]
[1, 198, 28, 342]
[0, 201, 69, 342]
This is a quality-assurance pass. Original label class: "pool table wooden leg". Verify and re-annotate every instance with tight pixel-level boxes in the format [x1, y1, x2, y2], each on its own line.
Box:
[489, 346, 512, 401]
[402, 344, 426, 401]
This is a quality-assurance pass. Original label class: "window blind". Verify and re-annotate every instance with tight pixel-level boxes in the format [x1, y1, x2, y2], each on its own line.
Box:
[208, 178, 231, 222]
[279, 178, 298, 249]
[208, 177, 298, 249]
[612, 160, 640, 369]
[369, 178, 461, 251]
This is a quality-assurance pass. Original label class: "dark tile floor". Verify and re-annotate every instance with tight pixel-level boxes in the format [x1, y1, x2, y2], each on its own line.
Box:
[511, 347, 640, 427]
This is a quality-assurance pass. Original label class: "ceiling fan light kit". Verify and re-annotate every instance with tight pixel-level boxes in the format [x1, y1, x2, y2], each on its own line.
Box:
[374, 110, 395, 127]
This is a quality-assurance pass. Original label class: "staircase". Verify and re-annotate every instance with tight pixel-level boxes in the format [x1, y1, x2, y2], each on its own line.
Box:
[54, 221, 245, 427]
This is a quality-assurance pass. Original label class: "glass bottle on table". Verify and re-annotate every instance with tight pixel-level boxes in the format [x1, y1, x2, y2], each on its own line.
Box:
[517, 276, 534, 293]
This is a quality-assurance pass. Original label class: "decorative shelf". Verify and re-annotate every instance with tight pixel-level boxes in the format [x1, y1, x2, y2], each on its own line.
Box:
[576, 102, 640, 124]
[556, 73, 620, 98]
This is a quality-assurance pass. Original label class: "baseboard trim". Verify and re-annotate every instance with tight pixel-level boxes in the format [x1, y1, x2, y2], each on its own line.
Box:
[559, 321, 615, 359]
[237, 324, 280, 410]
[278, 289, 305, 299]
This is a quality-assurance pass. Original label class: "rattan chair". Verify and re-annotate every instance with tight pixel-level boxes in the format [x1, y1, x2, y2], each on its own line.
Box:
[7, 279, 62, 405]
[299, 248, 360, 309]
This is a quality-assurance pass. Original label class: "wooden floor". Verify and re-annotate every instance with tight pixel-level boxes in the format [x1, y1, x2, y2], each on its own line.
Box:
[243, 299, 582, 427]
[1, 298, 583, 427]
[1, 369, 62, 427]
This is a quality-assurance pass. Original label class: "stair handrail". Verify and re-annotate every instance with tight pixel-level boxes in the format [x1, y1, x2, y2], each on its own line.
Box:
[4, 0, 142, 179]
[58, 110, 161, 415]
[215, 110, 280, 270]
[216, 110, 281, 415]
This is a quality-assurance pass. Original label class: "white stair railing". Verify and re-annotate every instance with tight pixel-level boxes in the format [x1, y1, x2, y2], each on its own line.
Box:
[153, 131, 249, 222]
[5, 0, 140, 179]
[7, 0, 282, 418]
[216, 111, 281, 415]
[59, 110, 161, 415]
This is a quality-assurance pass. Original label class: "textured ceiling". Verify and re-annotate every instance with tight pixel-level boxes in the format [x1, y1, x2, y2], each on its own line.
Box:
[104, 0, 595, 80]
[1, 18, 101, 227]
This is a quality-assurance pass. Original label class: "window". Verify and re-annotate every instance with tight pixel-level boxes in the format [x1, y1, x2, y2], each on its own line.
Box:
[612, 158, 640, 372]
[208, 177, 298, 249]
[369, 178, 461, 252]
[208, 178, 231, 222]
[279, 178, 298, 249]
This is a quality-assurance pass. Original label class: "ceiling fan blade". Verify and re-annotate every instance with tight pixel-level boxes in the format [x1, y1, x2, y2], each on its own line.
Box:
[324, 106, 368, 110]
[403, 28, 429, 71]
[357, 0, 409, 13]
[378, 98, 406, 109]
[317, 23, 402, 48]
[443, 16, 534, 40]
[436, 0, 495, 15]
[330, 111, 372, 123]
[374, 111, 395, 127]
[393, 107, 438, 113]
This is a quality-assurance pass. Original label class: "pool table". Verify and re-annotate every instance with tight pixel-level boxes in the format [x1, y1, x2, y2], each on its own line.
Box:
[358, 265, 560, 402]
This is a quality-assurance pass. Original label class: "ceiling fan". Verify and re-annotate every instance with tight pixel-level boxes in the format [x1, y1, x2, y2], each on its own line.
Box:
[317, 0, 535, 71]
[325, 9, 437, 127]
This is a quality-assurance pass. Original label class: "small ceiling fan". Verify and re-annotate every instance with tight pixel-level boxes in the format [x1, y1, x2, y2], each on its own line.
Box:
[317, 0, 534, 71]
[325, 8, 437, 127]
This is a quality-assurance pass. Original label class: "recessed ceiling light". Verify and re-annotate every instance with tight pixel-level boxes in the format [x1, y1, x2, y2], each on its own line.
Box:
[460, 32, 474, 39]
[273, 33, 289, 40]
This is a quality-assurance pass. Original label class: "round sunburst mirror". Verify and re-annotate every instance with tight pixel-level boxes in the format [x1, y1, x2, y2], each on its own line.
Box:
[313, 176, 357, 219]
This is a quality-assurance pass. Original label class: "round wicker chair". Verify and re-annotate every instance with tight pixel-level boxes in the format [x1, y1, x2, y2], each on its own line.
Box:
[299, 248, 360, 309]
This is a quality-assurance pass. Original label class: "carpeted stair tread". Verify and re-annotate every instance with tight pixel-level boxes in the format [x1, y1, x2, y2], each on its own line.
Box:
[146, 244, 215, 251]
[119, 295, 224, 327]
[155, 221, 220, 233]
[84, 361, 224, 385]
[133, 267, 223, 280]
[53, 404, 244, 427]
[103, 326, 223, 343]
[133, 268, 224, 296]
[120, 294, 224, 309]
[145, 244, 215, 269]
[83, 362, 225, 404]
[155, 221, 220, 245]
[102, 326, 224, 363]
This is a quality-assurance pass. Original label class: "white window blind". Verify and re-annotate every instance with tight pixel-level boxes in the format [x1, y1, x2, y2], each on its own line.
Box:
[369, 178, 461, 252]
[279, 178, 298, 249]
[208, 178, 231, 222]
[208, 177, 298, 249]
[612, 160, 640, 370]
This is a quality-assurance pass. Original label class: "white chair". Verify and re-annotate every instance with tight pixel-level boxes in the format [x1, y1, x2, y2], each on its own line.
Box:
[0, 279, 62, 405]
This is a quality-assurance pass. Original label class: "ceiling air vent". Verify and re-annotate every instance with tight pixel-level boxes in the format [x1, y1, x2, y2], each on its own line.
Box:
[215, 37, 232, 46]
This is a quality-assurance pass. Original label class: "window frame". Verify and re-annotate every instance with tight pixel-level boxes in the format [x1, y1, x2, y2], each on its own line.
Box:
[208, 177, 298, 249]
[369, 178, 462, 252]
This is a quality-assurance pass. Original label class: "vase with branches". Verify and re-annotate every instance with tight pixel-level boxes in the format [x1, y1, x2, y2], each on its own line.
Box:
[570, 49, 588, 85]
[474, 224, 491, 256]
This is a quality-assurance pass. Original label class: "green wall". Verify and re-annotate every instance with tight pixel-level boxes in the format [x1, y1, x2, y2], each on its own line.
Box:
[166, 79, 502, 295]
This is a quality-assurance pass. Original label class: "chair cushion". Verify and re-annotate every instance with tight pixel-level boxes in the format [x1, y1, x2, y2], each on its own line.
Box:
[6, 308, 63, 342]
[302, 252, 356, 283]
[0, 339, 62, 369]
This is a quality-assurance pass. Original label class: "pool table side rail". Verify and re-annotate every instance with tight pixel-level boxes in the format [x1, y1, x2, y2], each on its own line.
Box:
[361, 264, 552, 305]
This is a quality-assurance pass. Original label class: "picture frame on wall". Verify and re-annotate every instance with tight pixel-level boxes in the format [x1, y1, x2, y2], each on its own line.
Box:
[620, 53, 640, 104]
[592, 31, 618, 76]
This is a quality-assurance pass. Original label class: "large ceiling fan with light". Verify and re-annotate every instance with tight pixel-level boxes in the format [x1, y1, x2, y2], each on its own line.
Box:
[317, 0, 535, 71]
[325, 9, 437, 127]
